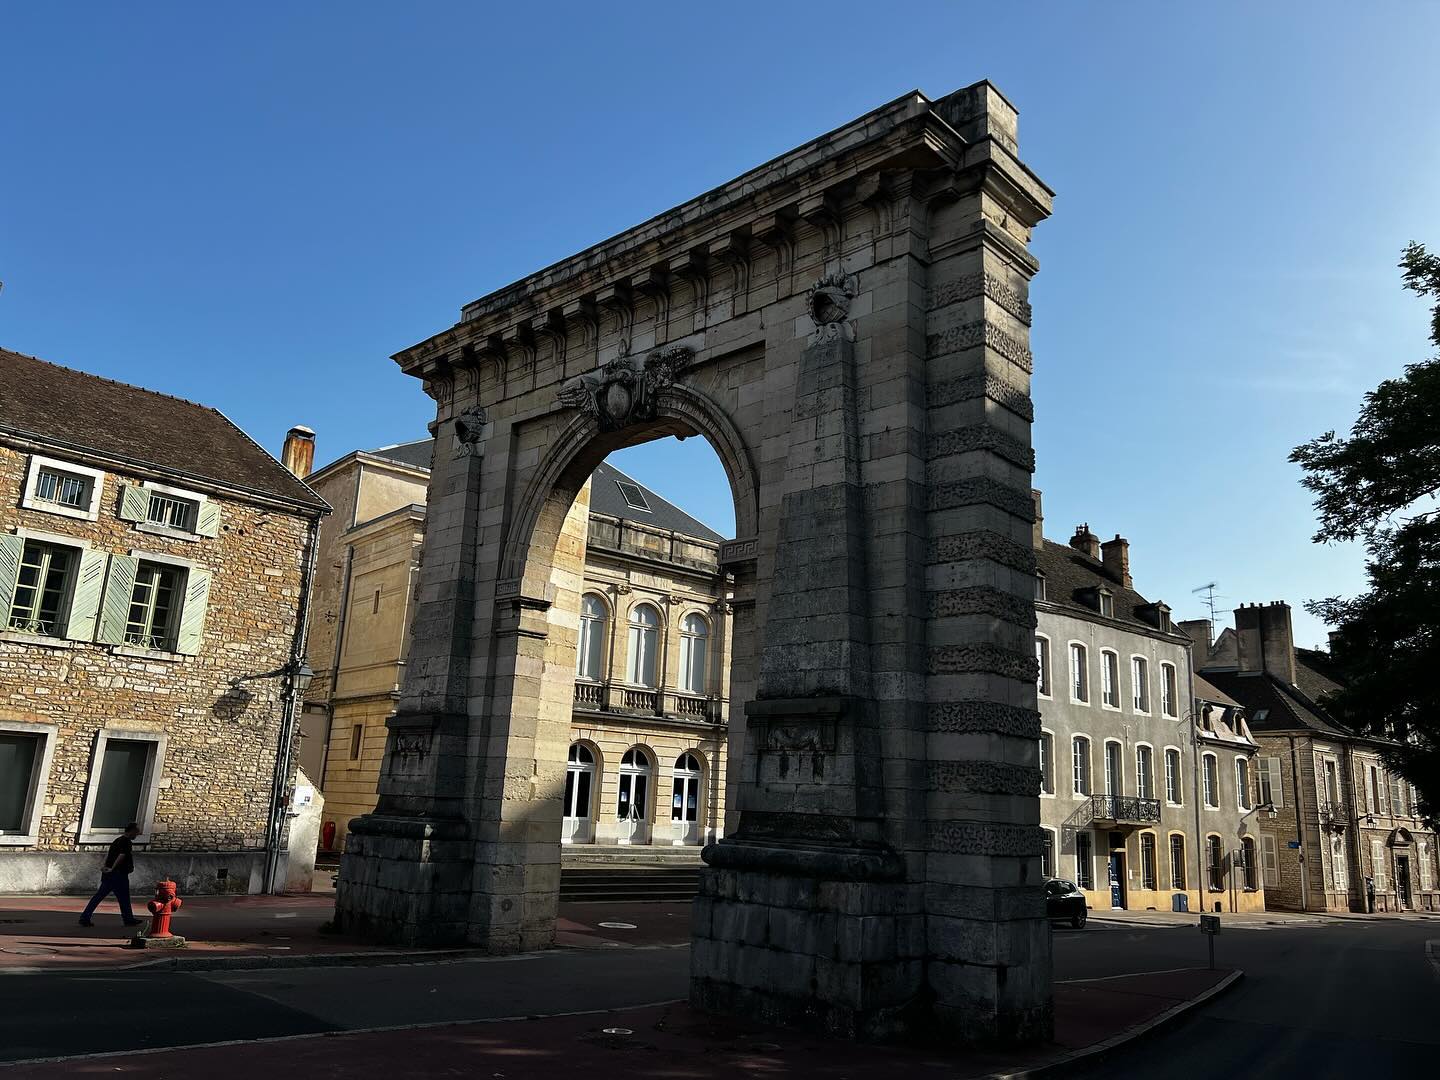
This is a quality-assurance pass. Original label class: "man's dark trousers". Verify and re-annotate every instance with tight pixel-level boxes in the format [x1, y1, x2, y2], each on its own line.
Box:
[81, 871, 136, 923]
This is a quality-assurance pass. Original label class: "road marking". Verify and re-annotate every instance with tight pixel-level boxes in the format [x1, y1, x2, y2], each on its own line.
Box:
[1056, 966, 1200, 984]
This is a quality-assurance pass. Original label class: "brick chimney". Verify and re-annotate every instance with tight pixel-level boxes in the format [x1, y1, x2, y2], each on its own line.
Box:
[1233, 602, 1297, 684]
[1100, 535, 1131, 588]
[282, 425, 316, 479]
[1031, 489, 1044, 550]
[1069, 523, 1101, 560]
[1178, 618, 1213, 659]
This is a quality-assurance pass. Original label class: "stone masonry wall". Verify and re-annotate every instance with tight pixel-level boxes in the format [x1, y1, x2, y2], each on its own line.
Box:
[0, 440, 313, 878]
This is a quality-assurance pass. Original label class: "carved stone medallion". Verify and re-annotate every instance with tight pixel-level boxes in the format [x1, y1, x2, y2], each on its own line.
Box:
[556, 345, 693, 431]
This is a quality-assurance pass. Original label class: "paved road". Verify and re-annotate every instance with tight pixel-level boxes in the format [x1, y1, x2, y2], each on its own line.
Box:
[1064, 919, 1440, 1078]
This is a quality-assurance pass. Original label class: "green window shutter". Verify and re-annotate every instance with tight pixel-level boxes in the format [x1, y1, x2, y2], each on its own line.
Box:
[97, 555, 139, 645]
[118, 483, 149, 523]
[0, 534, 24, 621]
[195, 500, 221, 538]
[65, 549, 108, 641]
[175, 567, 212, 655]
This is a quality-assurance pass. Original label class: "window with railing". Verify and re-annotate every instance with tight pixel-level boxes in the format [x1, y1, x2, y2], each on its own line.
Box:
[147, 492, 197, 532]
[576, 594, 607, 681]
[125, 561, 183, 650]
[679, 613, 709, 695]
[35, 468, 91, 509]
[8, 540, 76, 637]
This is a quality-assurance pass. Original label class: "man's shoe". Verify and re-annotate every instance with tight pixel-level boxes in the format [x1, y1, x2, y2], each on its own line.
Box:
[78, 919, 94, 927]
[123, 920, 143, 927]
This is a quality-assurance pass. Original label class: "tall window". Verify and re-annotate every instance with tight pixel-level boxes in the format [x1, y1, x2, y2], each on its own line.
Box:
[0, 731, 44, 835]
[626, 604, 660, 687]
[576, 594, 608, 681]
[1098, 592, 1114, 618]
[1161, 663, 1178, 717]
[1136, 745, 1155, 801]
[679, 614, 709, 695]
[1034, 574, 1047, 601]
[1140, 833, 1158, 889]
[1170, 834, 1187, 890]
[1101, 650, 1119, 707]
[1203, 753, 1219, 808]
[565, 743, 596, 822]
[1165, 748, 1183, 805]
[1104, 741, 1124, 796]
[1207, 835, 1224, 891]
[1039, 732, 1054, 795]
[1040, 828, 1054, 877]
[1235, 757, 1252, 811]
[1132, 656, 1149, 712]
[671, 752, 701, 823]
[8, 540, 76, 636]
[1076, 831, 1094, 889]
[1069, 644, 1088, 702]
[1258, 757, 1281, 810]
[1241, 837, 1258, 891]
[1035, 636, 1051, 696]
[125, 561, 183, 650]
[1367, 765, 1379, 813]
[1262, 834, 1280, 888]
[1324, 759, 1340, 811]
[91, 739, 154, 831]
[617, 747, 651, 821]
[1072, 736, 1091, 796]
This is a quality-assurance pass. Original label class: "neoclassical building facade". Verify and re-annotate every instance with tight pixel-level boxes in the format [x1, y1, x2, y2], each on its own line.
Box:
[305, 445, 732, 854]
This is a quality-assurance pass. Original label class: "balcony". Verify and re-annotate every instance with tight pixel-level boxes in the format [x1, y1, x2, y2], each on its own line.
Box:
[1090, 794, 1162, 826]
[571, 681, 720, 722]
[1318, 799, 1348, 831]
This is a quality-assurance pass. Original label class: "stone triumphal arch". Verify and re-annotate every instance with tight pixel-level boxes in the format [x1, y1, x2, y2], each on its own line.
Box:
[336, 82, 1054, 1043]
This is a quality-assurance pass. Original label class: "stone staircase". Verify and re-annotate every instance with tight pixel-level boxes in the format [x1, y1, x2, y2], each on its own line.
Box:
[559, 846, 705, 903]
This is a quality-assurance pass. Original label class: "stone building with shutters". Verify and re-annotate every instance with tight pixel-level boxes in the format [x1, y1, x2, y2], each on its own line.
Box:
[0, 348, 328, 894]
[1191, 601, 1439, 913]
[302, 440, 732, 856]
[1031, 497, 1266, 916]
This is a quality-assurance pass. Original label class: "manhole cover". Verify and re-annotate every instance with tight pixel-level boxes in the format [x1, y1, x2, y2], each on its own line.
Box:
[598, 921, 636, 930]
[602, 1028, 634, 1036]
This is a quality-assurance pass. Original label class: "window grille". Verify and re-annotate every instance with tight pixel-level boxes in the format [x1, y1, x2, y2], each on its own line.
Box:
[125, 562, 182, 650]
[147, 492, 196, 531]
[35, 469, 89, 508]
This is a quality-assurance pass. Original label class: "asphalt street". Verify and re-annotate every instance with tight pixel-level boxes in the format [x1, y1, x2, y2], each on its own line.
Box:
[1, 919, 1435, 1072]
[1066, 919, 1440, 1078]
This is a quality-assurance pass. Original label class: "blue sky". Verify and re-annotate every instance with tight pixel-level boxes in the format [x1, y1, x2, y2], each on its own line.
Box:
[3, 3, 1437, 648]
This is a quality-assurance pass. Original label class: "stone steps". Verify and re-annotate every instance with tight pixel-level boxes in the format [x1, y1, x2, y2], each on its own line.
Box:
[559, 865, 702, 903]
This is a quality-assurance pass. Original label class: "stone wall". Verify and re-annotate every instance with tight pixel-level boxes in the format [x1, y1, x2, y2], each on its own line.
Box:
[0, 439, 314, 891]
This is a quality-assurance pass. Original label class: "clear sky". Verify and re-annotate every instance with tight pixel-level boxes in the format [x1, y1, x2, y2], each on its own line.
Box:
[4, 3, 1437, 649]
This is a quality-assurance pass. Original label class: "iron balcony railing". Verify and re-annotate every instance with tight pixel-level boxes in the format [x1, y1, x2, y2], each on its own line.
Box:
[1091, 794, 1162, 825]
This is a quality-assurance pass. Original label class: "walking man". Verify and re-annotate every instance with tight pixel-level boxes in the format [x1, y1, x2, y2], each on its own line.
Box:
[79, 822, 143, 928]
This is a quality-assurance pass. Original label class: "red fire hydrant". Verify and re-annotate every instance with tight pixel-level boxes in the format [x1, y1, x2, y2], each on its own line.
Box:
[130, 879, 187, 949]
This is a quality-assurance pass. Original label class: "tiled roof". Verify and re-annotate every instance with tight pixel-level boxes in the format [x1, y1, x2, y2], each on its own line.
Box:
[366, 439, 433, 471]
[1035, 539, 1180, 637]
[588, 461, 726, 543]
[1194, 673, 1240, 707]
[0, 348, 326, 511]
[1200, 668, 1350, 738]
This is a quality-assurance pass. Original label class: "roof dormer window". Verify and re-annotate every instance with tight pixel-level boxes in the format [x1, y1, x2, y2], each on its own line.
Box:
[614, 480, 651, 513]
[1098, 590, 1114, 618]
[1034, 573, 1047, 602]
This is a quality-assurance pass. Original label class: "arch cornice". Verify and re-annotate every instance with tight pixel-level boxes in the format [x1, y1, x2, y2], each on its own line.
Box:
[500, 381, 758, 585]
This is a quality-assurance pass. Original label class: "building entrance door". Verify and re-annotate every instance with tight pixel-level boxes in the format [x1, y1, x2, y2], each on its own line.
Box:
[1396, 855, 1412, 908]
[562, 744, 596, 845]
[617, 748, 652, 846]
[670, 752, 702, 846]
[1109, 852, 1127, 910]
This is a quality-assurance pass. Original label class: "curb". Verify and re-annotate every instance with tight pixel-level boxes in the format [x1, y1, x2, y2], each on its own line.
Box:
[0, 946, 492, 976]
[990, 968, 1243, 1080]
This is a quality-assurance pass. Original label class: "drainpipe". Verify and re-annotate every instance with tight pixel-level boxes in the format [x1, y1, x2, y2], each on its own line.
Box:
[1289, 735, 1310, 912]
[262, 513, 321, 894]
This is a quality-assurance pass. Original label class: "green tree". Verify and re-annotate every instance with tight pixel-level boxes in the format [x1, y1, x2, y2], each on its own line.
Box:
[1291, 242, 1440, 827]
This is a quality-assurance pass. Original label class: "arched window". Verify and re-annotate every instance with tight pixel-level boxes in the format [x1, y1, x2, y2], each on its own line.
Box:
[1165, 748, 1183, 805]
[617, 747, 651, 821]
[1207, 835, 1225, 891]
[1140, 833, 1158, 890]
[1100, 650, 1120, 707]
[672, 751, 702, 823]
[1241, 837, 1258, 891]
[576, 594, 608, 681]
[1169, 834, 1186, 890]
[1104, 740, 1124, 797]
[1131, 656, 1149, 712]
[679, 613, 709, 695]
[564, 743, 596, 822]
[1202, 753, 1220, 808]
[626, 604, 659, 687]
[1069, 643, 1089, 702]
[1235, 757, 1252, 811]
[1135, 745, 1155, 801]
[1072, 735, 1091, 796]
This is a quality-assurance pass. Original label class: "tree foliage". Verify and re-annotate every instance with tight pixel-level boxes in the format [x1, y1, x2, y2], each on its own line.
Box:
[1291, 242, 1440, 826]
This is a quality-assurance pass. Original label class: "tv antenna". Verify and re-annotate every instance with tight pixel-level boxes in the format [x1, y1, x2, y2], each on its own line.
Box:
[1192, 581, 1220, 624]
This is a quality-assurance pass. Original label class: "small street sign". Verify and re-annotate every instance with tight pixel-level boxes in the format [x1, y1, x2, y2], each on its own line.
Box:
[1199, 914, 1221, 934]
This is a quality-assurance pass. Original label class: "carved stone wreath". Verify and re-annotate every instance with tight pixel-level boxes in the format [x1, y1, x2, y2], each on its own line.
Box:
[807, 270, 856, 326]
[454, 405, 490, 458]
[556, 345, 693, 431]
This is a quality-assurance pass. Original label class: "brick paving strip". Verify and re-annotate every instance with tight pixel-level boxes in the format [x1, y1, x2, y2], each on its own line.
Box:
[1, 968, 1240, 1078]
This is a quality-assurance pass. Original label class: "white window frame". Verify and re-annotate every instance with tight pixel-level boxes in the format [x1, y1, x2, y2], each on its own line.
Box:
[1135, 742, 1156, 801]
[1261, 833, 1280, 888]
[0, 720, 60, 845]
[1164, 745, 1183, 806]
[1068, 641, 1089, 704]
[1039, 728, 1055, 797]
[78, 727, 167, 844]
[1235, 756, 1253, 811]
[112, 548, 198, 658]
[21, 455, 106, 522]
[134, 481, 211, 542]
[1103, 739, 1125, 796]
[1131, 654, 1150, 714]
[678, 612, 710, 696]
[1072, 734, 1092, 798]
[1160, 662, 1179, 718]
[1169, 832, 1187, 890]
[1140, 831, 1158, 890]
[1206, 833, 1225, 892]
[1034, 634, 1052, 699]
[1099, 649, 1120, 710]
[626, 603, 661, 688]
[1040, 825, 1057, 878]
[1202, 751, 1220, 810]
[3, 527, 92, 645]
[1075, 830, 1095, 889]
[576, 593, 609, 682]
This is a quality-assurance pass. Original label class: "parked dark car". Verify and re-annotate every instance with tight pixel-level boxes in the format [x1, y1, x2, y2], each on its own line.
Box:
[1045, 878, 1087, 928]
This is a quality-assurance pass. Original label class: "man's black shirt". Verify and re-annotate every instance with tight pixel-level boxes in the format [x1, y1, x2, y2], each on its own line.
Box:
[105, 835, 134, 875]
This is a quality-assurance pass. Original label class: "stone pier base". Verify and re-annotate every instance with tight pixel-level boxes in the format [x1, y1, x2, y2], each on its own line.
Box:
[334, 815, 472, 947]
